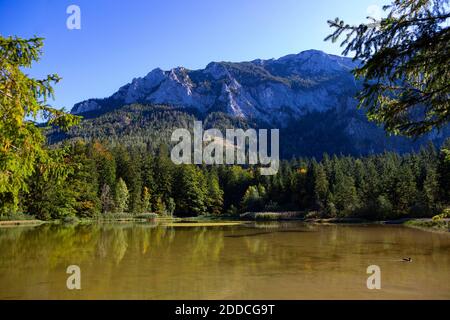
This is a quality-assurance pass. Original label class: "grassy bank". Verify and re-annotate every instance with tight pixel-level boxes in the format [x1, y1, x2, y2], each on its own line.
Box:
[0, 212, 159, 227]
[403, 219, 450, 233]
[0, 220, 44, 226]
[239, 211, 450, 233]
[0, 213, 44, 226]
[96, 212, 158, 221]
[240, 211, 304, 221]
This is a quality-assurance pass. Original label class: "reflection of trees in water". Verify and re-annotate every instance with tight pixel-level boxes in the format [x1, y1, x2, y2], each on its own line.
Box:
[1, 223, 444, 273]
[244, 237, 268, 256]
[94, 224, 178, 265]
[110, 228, 128, 264]
[1, 223, 449, 299]
[0, 224, 101, 269]
[0, 223, 334, 275]
[190, 227, 224, 262]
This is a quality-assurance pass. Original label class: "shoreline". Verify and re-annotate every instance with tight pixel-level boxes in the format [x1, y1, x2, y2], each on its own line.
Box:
[1, 214, 448, 233]
[400, 219, 450, 234]
[239, 211, 450, 233]
[0, 220, 45, 227]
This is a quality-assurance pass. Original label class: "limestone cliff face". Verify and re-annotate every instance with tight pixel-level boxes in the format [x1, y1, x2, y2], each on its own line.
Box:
[71, 49, 360, 125]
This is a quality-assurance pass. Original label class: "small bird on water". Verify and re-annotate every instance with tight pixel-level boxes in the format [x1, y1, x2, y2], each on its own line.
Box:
[402, 257, 412, 262]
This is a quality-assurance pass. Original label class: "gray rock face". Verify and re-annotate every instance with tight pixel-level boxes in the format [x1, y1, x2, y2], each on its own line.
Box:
[71, 49, 361, 126]
[64, 49, 450, 157]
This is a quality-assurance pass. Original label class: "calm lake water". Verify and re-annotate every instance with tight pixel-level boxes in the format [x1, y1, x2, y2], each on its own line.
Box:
[0, 221, 449, 299]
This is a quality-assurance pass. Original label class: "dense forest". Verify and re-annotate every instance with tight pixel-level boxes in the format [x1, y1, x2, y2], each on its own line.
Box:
[9, 136, 449, 221]
[48, 104, 446, 159]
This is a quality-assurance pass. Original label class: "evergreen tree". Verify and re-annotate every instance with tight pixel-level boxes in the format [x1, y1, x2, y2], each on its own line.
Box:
[332, 166, 359, 216]
[24, 148, 77, 220]
[153, 145, 173, 208]
[438, 145, 450, 204]
[128, 150, 143, 213]
[391, 164, 417, 216]
[91, 141, 116, 196]
[205, 170, 224, 215]
[312, 162, 329, 211]
[113, 146, 143, 213]
[142, 155, 156, 211]
[422, 166, 439, 214]
[362, 158, 381, 214]
[292, 165, 310, 209]
[0, 36, 79, 215]
[353, 159, 368, 202]
[69, 142, 101, 217]
[173, 165, 207, 216]
[326, 0, 450, 136]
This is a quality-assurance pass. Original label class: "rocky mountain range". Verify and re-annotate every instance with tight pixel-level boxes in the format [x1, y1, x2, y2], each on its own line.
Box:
[71, 50, 360, 122]
[67, 49, 449, 158]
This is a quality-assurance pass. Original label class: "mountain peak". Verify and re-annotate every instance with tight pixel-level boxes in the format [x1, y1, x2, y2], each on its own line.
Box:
[274, 49, 357, 73]
[71, 50, 359, 119]
[279, 49, 328, 59]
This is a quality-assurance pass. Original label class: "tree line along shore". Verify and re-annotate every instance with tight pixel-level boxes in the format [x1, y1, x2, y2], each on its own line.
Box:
[1, 139, 449, 231]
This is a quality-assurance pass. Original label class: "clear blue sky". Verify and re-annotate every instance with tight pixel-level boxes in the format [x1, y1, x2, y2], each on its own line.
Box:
[0, 0, 388, 111]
